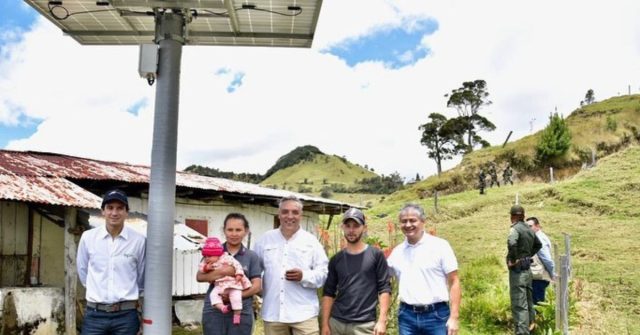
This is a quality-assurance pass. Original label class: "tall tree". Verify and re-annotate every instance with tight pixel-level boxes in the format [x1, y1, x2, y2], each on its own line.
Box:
[581, 89, 595, 105]
[445, 80, 494, 151]
[450, 114, 496, 150]
[536, 112, 572, 164]
[419, 113, 465, 175]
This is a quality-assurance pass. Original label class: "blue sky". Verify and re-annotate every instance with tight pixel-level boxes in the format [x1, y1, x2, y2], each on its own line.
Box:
[0, 2, 36, 36]
[0, 115, 40, 148]
[0, 2, 38, 147]
[325, 18, 438, 69]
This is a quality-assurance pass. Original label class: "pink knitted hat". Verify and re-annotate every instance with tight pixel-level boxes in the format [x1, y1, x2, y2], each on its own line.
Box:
[202, 237, 224, 257]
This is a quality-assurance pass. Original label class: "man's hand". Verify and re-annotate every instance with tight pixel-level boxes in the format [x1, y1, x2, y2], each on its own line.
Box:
[373, 319, 387, 335]
[446, 317, 459, 335]
[320, 324, 331, 335]
[285, 268, 303, 282]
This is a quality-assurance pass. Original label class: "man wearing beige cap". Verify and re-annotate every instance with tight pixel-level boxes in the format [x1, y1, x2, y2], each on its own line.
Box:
[321, 208, 391, 335]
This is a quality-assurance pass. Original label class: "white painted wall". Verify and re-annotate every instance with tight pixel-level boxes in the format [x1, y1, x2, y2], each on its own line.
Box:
[130, 196, 320, 249]
[0, 287, 64, 334]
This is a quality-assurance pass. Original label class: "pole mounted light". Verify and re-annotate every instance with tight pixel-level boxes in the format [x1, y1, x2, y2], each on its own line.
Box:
[24, 1, 324, 333]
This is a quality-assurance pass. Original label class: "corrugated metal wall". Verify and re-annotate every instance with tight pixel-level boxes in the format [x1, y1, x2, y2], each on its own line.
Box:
[173, 249, 209, 296]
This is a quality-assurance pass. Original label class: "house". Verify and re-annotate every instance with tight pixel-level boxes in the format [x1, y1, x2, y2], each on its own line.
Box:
[0, 149, 350, 334]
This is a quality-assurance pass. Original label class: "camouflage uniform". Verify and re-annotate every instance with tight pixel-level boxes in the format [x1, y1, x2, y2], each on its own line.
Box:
[478, 169, 486, 195]
[507, 205, 542, 335]
[503, 165, 514, 185]
[489, 165, 500, 187]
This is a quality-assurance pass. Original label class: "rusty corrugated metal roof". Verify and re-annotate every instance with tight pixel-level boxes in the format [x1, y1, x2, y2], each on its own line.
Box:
[0, 150, 348, 209]
[0, 175, 101, 208]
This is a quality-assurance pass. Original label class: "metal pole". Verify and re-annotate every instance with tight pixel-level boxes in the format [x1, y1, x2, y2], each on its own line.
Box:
[143, 11, 185, 334]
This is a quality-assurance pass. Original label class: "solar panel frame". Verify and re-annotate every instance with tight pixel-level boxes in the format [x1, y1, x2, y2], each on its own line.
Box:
[24, 0, 322, 47]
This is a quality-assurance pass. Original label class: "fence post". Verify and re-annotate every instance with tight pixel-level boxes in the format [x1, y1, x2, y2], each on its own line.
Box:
[560, 255, 570, 334]
[554, 243, 561, 331]
[550, 167, 555, 183]
[434, 191, 439, 214]
[563, 233, 572, 279]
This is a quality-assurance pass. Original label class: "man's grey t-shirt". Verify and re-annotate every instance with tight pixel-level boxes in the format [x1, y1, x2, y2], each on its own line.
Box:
[322, 246, 391, 323]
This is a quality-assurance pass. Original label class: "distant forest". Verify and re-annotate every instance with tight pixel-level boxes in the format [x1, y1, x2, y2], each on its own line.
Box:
[184, 165, 264, 184]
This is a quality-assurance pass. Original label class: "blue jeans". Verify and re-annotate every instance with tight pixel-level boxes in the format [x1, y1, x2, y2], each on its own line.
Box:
[81, 308, 140, 335]
[532, 280, 550, 305]
[398, 302, 450, 335]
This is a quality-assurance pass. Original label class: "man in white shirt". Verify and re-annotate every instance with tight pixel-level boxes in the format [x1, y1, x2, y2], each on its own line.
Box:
[77, 189, 146, 335]
[526, 217, 555, 305]
[254, 195, 329, 335]
[387, 204, 461, 335]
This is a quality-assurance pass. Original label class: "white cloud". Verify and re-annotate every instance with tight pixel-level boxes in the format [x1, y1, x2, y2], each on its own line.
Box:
[2, 1, 640, 181]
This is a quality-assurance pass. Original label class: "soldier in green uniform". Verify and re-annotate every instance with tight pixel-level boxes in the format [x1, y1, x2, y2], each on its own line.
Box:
[507, 205, 542, 335]
[503, 164, 514, 185]
[489, 164, 500, 187]
[478, 169, 486, 195]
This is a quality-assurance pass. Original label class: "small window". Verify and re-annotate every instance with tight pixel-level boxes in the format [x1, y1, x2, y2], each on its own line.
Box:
[185, 219, 209, 237]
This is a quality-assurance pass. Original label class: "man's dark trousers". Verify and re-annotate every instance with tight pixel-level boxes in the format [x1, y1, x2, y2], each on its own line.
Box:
[509, 269, 534, 335]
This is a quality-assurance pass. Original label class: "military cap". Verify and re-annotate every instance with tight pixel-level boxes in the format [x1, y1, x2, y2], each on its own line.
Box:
[510, 205, 525, 215]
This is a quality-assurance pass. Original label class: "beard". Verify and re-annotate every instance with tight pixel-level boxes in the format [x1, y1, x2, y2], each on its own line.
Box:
[345, 231, 364, 244]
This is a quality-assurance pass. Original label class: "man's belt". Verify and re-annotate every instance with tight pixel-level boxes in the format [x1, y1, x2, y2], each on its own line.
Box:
[86, 300, 138, 312]
[508, 256, 532, 271]
[400, 301, 448, 313]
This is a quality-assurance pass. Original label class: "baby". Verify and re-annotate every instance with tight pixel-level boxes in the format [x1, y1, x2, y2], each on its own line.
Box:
[200, 237, 252, 325]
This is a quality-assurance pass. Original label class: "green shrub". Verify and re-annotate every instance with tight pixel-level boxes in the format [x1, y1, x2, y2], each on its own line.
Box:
[536, 113, 572, 165]
[460, 256, 512, 332]
[605, 115, 617, 132]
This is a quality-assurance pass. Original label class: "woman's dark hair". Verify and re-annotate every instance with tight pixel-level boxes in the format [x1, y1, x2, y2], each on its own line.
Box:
[223, 213, 250, 229]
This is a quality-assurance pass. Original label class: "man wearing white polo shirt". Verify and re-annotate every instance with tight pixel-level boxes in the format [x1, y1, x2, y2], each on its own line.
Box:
[387, 204, 461, 335]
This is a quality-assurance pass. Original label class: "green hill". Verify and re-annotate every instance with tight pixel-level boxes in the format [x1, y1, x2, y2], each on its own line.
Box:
[405, 94, 640, 198]
[263, 145, 324, 178]
[356, 145, 640, 334]
[261, 152, 378, 193]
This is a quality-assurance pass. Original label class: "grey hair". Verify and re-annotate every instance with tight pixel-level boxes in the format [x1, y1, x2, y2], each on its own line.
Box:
[399, 203, 427, 221]
[278, 195, 304, 211]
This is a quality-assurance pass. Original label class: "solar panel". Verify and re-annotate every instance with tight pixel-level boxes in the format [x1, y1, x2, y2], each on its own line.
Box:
[24, 0, 323, 47]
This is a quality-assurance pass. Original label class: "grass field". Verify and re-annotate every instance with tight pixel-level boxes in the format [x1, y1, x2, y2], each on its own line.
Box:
[174, 146, 639, 334]
[363, 145, 640, 334]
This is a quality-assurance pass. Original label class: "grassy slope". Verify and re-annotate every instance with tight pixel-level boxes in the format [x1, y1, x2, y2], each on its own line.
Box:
[363, 145, 640, 334]
[174, 148, 638, 335]
[404, 94, 640, 197]
[260, 154, 377, 192]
